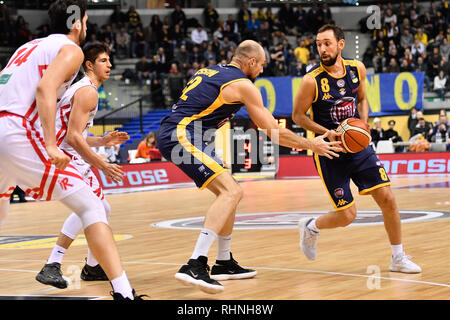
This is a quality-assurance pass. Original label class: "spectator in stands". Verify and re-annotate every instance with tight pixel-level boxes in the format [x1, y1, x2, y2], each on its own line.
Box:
[421, 11, 434, 36]
[171, 4, 187, 35]
[167, 63, 185, 103]
[384, 119, 404, 152]
[415, 56, 432, 91]
[203, 2, 219, 34]
[36, 24, 50, 39]
[237, 2, 252, 34]
[440, 38, 450, 61]
[169, 23, 186, 49]
[384, 7, 397, 25]
[245, 14, 261, 39]
[127, 6, 141, 31]
[373, 40, 387, 73]
[411, 38, 426, 59]
[254, 7, 267, 23]
[150, 78, 165, 109]
[400, 28, 414, 51]
[131, 26, 147, 58]
[434, 70, 448, 100]
[223, 14, 239, 35]
[203, 44, 216, 63]
[191, 24, 208, 45]
[223, 23, 239, 44]
[116, 27, 131, 59]
[320, 2, 333, 24]
[370, 117, 385, 147]
[408, 107, 419, 138]
[400, 58, 413, 72]
[83, 33, 101, 49]
[186, 61, 200, 79]
[175, 44, 190, 72]
[386, 57, 401, 73]
[151, 14, 163, 35]
[257, 20, 272, 48]
[294, 37, 310, 65]
[110, 5, 127, 29]
[149, 54, 167, 81]
[135, 132, 162, 161]
[220, 36, 237, 52]
[212, 26, 223, 40]
[414, 27, 428, 46]
[105, 144, 120, 164]
[97, 84, 112, 111]
[295, 4, 308, 34]
[290, 59, 307, 77]
[135, 55, 151, 87]
[430, 115, 450, 149]
[412, 112, 434, 141]
[278, 3, 296, 34]
[189, 45, 204, 65]
[271, 17, 286, 40]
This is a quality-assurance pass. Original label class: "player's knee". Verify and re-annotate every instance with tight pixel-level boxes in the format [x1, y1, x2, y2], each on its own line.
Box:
[223, 183, 243, 203]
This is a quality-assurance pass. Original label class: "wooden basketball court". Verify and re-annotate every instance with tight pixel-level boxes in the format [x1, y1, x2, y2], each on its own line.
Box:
[0, 175, 449, 300]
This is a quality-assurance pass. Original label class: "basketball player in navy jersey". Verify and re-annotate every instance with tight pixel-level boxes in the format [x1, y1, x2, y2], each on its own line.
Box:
[157, 40, 343, 294]
[292, 24, 421, 273]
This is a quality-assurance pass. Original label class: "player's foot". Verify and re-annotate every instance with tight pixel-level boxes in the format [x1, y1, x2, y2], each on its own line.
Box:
[389, 252, 422, 273]
[35, 262, 68, 289]
[111, 289, 147, 300]
[298, 218, 319, 260]
[175, 256, 224, 294]
[210, 253, 257, 280]
[80, 261, 108, 281]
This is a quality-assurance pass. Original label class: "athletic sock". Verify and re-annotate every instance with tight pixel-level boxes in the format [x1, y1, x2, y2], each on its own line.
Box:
[307, 218, 320, 233]
[391, 244, 403, 257]
[110, 271, 133, 300]
[190, 228, 217, 260]
[86, 248, 99, 267]
[47, 244, 66, 264]
[217, 234, 232, 261]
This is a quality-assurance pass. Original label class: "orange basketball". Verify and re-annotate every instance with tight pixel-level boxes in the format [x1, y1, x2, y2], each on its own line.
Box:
[336, 118, 371, 153]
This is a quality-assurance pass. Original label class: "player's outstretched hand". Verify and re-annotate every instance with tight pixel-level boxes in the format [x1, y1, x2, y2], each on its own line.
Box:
[102, 163, 124, 183]
[47, 145, 71, 170]
[103, 130, 130, 147]
[311, 131, 343, 159]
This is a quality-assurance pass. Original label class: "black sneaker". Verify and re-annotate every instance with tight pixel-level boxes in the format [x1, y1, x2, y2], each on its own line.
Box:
[80, 262, 108, 281]
[35, 262, 68, 289]
[210, 253, 257, 281]
[174, 256, 224, 294]
[111, 289, 148, 300]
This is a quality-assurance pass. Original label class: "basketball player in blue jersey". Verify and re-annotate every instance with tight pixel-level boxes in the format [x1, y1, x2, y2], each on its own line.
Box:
[157, 40, 343, 294]
[292, 24, 421, 273]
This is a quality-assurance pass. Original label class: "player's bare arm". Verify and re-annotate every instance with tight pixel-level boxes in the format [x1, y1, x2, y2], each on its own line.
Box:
[292, 74, 341, 143]
[36, 45, 83, 170]
[223, 80, 342, 158]
[356, 60, 370, 127]
[66, 86, 124, 182]
[86, 130, 130, 148]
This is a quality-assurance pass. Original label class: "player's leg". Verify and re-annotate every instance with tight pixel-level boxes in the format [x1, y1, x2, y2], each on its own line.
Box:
[370, 186, 421, 273]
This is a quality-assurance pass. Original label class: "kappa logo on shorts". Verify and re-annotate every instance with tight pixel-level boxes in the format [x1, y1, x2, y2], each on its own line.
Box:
[151, 210, 450, 230]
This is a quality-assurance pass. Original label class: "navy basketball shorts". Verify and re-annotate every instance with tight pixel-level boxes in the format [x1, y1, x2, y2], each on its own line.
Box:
[313, 147, 391, 211]
[157, 121, 227, 189]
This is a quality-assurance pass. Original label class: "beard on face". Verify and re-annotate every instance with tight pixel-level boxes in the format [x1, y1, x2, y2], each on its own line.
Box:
[320, 52, 338, 66]
[78, 24, 87, 46]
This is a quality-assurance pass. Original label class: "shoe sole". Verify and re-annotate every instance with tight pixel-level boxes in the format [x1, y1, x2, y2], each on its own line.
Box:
[298, 218, 316, 260]
[35, 274, 69, 289]
[174, 273, 224, 294]
[210, 270, 258, 281]
[389, 266, 422, 274]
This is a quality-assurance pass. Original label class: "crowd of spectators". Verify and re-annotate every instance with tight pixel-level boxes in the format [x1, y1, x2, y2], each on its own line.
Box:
[361, 0, 449, 97]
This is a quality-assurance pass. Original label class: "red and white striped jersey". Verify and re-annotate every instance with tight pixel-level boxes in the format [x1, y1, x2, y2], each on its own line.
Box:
[57, 76, 98, 157]
[0, 34, 79, 126]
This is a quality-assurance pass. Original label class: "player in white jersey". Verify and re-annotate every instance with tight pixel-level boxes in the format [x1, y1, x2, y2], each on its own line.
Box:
[36, 42, 131, 288]
[0, 0, 143, 300]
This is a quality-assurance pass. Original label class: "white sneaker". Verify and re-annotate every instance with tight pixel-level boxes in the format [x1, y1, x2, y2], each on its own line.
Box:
[298, 218, 319, 260]
[389, 252, 422, 273]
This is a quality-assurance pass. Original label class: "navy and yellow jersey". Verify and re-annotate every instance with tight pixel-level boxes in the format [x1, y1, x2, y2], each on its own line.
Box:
[160, 64, 249, 131]
[308, 58, 361, 132]
[157, 64, 249, 190]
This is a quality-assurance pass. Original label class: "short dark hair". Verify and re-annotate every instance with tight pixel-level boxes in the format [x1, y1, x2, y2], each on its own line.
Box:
[317, 24, 345, 41]
[82, 42, 110, 69]
[48, 0, 87, 35]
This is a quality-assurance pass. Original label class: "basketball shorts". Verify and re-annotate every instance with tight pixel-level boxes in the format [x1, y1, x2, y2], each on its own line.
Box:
[313, 147, 391, 211]
[0, 113, 88, 201]
[68, 155, 104, 200]
[157, 121, 227, 189]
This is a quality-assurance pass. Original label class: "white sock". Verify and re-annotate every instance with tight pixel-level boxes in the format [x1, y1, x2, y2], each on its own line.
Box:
[217, 234, 232, 261]
[47, 244, 66, 264]
[391, 244, 403, 257]
[190, 228, 217, 260]
[110, 271, 133, 299]
[307, 218, 320, 233]
[86, 248, 99, 267]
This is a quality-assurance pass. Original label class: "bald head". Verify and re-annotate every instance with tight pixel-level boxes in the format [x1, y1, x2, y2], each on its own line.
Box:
[234, 40, 264, 62]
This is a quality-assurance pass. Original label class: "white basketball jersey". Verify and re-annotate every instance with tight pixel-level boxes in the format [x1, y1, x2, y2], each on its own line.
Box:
[0, 34, 79, 125]
[57, 76, 98, 158]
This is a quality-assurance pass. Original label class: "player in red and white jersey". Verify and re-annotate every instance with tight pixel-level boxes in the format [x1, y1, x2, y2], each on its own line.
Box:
[36, 43, 130, 287]
[0, 0, 143, 300]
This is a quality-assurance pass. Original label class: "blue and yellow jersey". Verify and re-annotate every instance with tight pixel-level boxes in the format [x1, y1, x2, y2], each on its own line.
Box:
[161, 64, 249, 131]
[308, 58, 361, 133]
